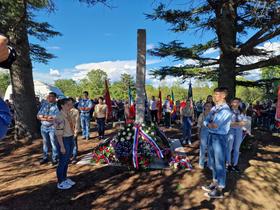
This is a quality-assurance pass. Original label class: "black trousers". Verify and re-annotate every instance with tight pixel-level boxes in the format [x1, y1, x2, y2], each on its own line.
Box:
[151, 110, 158, 123]
[164, 112, 171, 127]
[97, 118, 105, 137]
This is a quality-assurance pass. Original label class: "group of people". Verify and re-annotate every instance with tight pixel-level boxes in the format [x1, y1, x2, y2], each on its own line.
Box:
[0, 32, 278, 198]
[36, 91, 108, 190]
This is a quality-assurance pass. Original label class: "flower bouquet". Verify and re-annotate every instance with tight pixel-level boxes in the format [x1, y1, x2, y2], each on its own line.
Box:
[169, 155, 193, 171]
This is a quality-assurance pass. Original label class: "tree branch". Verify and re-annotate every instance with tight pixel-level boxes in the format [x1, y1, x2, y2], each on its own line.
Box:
[236, 55, 280, 73]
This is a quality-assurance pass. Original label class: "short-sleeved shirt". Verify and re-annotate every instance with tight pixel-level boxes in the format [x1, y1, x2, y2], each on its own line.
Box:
[163, 100, 172, 113]
[94, 104, 108, 118]
[78, 99, 93, 116]
[54, 111, 74, 137]
[149, 100, 158, 111]
[70, 108, 80, 135]
[37, 102, 59, 128]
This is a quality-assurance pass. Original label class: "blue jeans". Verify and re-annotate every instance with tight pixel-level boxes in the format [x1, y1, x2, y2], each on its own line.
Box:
[72, 136, 78, 158]
[80, 115, 90, 138]
[226, 128, 243, 166]
[182, 116, 192, 141]
[208, 133, 227, 189]
[0, 120, 8, 140]
[199, 127, 210, 167]
[97, 118, 105, 137]
[57, 136, 74, 183]
[41, 126, 58, 161]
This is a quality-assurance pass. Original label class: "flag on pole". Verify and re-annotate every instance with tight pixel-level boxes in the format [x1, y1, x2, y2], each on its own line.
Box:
[171, 90, 177, 120]
[157, 88, 163, 123]
[104, 79, 112, 119]
[188, 81, 193, 109]
[276, 85, 280, 120]
[128, 85, 136, 118]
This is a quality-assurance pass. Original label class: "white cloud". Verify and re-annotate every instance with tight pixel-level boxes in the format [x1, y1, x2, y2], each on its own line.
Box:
[202, 48, 219, 56]
[147, 43, 155, 50]
[73, 59, 161, 82]
[49, 68, 61, 77]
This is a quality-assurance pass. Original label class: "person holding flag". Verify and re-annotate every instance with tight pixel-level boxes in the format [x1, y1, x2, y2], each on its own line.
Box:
[157, 89, 163, 124]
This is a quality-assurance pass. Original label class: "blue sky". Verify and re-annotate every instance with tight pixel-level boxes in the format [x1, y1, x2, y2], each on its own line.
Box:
[29, 0, 280, 86]
[30, 0, 217, 86]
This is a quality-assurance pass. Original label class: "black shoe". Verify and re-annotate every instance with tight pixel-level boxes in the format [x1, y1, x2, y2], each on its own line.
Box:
[232, 165, 241, 172]
[40, 159, 49, 165]
[52, 160, 58, 166]
[202, 182, 217, 192]
[205, 188, 224, 199]
[226, 165, 233, 172]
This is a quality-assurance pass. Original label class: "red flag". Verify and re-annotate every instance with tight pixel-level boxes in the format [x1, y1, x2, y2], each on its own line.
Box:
[104, 80, 112, 119]
[276, 85, 280, 120]
[157, 89, 162, 123]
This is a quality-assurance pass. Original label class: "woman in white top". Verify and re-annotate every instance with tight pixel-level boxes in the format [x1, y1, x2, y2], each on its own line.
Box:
[94, 97, 108, 140]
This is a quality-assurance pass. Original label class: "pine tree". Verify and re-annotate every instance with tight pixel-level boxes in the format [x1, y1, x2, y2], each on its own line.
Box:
[148, 0, 280, 100]
[0, 0, 109, 140]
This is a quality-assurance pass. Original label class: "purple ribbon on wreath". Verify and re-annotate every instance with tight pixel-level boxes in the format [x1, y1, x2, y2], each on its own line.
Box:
[132, 124, 164, 169]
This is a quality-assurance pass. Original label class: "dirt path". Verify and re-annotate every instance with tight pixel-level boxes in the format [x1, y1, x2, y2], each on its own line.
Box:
[0, 127, 279, 210]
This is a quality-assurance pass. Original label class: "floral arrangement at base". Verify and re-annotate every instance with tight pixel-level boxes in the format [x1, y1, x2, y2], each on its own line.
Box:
[91, 144, 116, 164]
[169, 155, 193, 171]
[91, 122, 172, 169]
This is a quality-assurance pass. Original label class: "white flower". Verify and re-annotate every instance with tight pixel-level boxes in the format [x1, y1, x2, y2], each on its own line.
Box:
[151, 132, 155, 136]
[141, 123, 145, 127]
[151, 123, 155, 126]
[121, 138, 125, 142]
[128, 132, 132, 136]
[126, 136, 131, 140]
[122, 132, 126, 135]
[127, 128, 130, 131]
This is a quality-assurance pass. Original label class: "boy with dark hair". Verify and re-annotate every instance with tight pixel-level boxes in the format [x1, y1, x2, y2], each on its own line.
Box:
[202, 87, 233, 199]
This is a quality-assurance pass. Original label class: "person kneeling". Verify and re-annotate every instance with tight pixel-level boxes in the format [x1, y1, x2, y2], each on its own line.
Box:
[55, 98, 76, 190]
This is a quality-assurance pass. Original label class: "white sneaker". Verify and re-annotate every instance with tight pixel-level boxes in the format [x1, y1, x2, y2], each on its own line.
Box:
[57, 181, 72, 190]
[65, 178, 76, 186]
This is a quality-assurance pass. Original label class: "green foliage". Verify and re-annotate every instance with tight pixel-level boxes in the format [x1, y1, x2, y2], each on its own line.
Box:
[54, 79, 82, 98]
[79, 69, 108, 98]
[110, 73, 135, 100]
[236, 86, 265, 103]
[147, 1, 280, 96]
[0, 72, 10, 96]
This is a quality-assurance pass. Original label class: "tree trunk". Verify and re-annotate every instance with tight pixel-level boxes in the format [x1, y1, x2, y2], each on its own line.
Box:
[218, 55, 236, 100]
[9, 20, 39, 140]
[216, 1, 238, 100]
[135, 29, 146, 124]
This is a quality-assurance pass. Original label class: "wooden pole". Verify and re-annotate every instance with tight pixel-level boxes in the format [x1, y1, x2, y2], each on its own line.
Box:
[135, 29, 146, 123]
